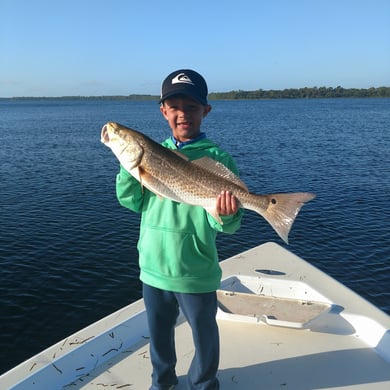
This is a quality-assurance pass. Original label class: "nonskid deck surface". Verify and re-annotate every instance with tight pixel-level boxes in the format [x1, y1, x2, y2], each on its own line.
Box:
[71, 316, 390, 389]
[66, 242, 390, 389]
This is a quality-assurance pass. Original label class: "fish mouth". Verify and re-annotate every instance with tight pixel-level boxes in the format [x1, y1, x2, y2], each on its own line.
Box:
[101, 124, 110, 144]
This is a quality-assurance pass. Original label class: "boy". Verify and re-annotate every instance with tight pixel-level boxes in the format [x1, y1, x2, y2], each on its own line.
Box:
[116, 69, 243, 389]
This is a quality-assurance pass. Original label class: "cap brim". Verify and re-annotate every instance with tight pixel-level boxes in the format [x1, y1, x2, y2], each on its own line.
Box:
[159, 90, 207, 105]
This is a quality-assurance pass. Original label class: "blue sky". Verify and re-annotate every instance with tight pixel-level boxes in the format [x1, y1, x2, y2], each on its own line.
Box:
[1, 0, 389, 97]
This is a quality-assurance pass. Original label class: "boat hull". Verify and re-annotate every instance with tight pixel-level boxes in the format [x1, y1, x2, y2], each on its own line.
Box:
[1, 242, 390, 389]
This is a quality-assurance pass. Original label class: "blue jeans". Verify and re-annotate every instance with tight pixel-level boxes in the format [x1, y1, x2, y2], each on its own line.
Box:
[143, 283, 220, 390]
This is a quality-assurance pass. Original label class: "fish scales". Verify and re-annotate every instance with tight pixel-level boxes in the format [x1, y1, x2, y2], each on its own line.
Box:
[101, 122, 315, 243]
[121, 130, 242, 204]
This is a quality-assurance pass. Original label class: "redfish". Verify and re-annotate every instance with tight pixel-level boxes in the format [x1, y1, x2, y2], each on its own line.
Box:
[101, 122, 315, 243]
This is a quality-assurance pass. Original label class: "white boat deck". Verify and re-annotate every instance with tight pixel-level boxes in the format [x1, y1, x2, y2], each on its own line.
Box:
[2, 242, 390, 389]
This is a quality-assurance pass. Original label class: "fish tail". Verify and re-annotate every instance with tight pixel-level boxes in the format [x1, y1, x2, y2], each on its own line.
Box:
[252, 192, 315, 244]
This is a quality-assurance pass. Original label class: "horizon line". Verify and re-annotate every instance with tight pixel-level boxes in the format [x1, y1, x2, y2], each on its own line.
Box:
[1, 85, 389, 100]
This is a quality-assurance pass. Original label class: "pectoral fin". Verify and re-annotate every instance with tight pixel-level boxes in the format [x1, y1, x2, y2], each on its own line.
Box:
[138, 167, 145, 193]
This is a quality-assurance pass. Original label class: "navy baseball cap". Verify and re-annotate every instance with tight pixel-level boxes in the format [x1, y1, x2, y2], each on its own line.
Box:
[160, 69, 208, 105]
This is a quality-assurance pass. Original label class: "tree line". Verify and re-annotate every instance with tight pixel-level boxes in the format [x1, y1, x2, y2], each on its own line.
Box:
[208, 86, 390, 100]
[2, 86, 389, 101]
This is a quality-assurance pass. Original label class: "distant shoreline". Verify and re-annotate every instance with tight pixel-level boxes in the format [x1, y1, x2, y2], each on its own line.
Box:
[1, 86, 389, 100]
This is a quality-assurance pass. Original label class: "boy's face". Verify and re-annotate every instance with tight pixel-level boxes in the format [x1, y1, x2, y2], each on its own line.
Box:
[160, 95, 211, 143]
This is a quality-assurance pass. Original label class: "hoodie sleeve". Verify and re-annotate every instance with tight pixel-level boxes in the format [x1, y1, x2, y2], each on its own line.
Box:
[116, 165, 144, 213]
[207, 208, 243, 234]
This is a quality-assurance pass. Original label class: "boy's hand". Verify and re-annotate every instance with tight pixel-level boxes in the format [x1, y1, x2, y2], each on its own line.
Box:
[216, 191, 239, 215]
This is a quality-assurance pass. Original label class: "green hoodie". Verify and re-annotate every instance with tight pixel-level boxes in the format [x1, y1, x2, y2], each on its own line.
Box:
[116, 136, 243, 293]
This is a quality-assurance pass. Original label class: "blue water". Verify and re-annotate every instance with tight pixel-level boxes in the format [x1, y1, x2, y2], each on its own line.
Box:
[1, 98, 389, 374]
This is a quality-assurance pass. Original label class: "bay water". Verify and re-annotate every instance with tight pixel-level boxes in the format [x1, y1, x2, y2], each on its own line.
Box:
[1, 98, 389, 373]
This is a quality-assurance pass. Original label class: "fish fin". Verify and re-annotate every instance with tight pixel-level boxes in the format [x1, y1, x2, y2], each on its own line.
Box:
[128, 166, 145, 193]
[205, 207, 224, 225]
[253, 192, 315, 244]
[138, 167, 185, 203]
[192, 157, 248, 191]
[138, 167, 145, 193]
[171, 150, 189, 160]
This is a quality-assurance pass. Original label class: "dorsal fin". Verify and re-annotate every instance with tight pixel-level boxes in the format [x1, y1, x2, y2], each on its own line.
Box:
[191, 157, 248, 191]
[171, 150, 189, 161]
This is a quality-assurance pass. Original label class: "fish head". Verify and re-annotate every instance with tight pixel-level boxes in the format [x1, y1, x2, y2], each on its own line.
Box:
[101, 122, 144, 170]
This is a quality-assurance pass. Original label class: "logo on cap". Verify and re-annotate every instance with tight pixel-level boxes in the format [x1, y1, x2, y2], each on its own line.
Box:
[171, 73, 195, 86]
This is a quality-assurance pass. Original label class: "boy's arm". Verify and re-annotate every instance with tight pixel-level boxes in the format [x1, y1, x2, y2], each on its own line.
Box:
[206, 155, 244, 234]
[116, 165, 144, 213]
[208, 154, 244, 233]
[207, 191, 243, 234]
